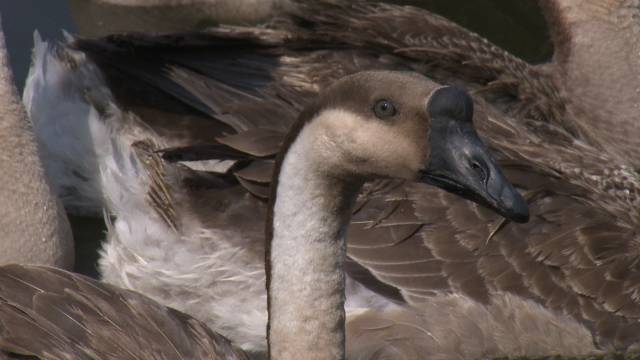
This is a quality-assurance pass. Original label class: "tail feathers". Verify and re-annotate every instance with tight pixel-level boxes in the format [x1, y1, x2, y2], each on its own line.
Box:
[22, 33, 167, 220]
[23, 33, 115, 215]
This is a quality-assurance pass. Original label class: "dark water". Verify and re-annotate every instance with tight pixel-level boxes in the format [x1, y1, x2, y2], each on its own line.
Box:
[0, 0, 551, 276]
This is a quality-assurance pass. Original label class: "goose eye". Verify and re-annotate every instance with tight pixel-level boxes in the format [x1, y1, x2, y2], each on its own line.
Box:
[373, 99, 397, 119]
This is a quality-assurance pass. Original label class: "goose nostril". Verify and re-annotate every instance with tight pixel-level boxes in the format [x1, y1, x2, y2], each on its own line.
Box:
[470, 161, 487, 182]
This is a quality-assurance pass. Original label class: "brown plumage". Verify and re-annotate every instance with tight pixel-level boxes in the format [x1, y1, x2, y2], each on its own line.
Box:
[0, 264, 248, 360]
[14, 0, 640, 358]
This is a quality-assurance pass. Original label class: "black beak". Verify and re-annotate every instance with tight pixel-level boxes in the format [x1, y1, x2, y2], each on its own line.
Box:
[420, 116, 529, 223]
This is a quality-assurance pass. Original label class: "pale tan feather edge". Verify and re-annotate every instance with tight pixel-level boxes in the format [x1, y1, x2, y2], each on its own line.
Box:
[132, 140, 179, 232]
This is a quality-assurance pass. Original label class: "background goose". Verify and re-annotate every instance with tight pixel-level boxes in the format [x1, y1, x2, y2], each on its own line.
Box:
[539, 0, 640, 166]
[1, 71, 527, 359]
[0, 17, 73, 268]
[23, 0, 640, 357]
[69, 0, 290, 38]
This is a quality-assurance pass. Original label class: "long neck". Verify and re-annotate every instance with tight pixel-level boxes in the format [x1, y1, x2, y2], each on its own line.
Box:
[267, 123, 361, 360]
[0, 24, 73, 267]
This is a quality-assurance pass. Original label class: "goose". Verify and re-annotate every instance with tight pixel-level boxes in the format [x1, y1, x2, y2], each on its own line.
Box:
[0, 16, 73, 268]
[24, 0, 640, 357]
[1, 70, 529, 359]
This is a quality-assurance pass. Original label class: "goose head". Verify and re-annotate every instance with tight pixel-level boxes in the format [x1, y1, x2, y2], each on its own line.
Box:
[294, 71, 529, 223]
[269, 71, 529, 360]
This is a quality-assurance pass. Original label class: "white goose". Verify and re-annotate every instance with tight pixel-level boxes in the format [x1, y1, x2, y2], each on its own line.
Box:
[0, 16, 73, 268]
[2, 71, 528, 359]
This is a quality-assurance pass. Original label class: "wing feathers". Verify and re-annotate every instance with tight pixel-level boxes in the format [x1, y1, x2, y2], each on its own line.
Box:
[0, 265, 249, 360]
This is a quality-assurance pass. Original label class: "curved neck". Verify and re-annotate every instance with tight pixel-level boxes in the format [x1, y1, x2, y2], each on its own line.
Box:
[0, 23, 72, 267]
[267, 121, 361, 360]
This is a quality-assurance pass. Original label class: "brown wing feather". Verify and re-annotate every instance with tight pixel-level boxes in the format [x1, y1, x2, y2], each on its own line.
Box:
[216, 129, 285, 158]
[0, 265, 249, 360]
[407, 165, 640, 349]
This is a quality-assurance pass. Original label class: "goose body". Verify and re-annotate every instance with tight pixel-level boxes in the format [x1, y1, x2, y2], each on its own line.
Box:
[2, 69, 529, 359]
[23, 0, 640, 357]
[539, 0, 640, 165]
[0, 18, 73, 268]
